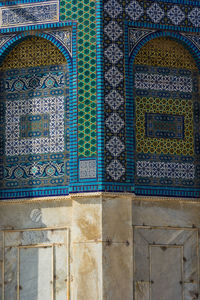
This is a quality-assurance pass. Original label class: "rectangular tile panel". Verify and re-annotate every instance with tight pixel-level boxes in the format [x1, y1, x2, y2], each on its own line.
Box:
[0, 1, 59, 28]
[145, 113, 184, 139]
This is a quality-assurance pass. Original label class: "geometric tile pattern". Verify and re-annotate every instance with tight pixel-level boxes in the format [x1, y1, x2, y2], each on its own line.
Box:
[0, 38, 69, 192]
[126, 0, 144, 21]
[135, 73, 193, 93]
[106, 136, 125, 157]
[136, 161, 195, 179]
[105, 44, 123, 64]
[5, 96, 64, 156]
[1, 36, 66, 70]
[147, 3, 164, 24]
[167, 5, 185, 26]
[79, 159, 97, 179]
[60, 0, 97, 157]
[133, 38, 197, 70]
[106, 159, 125, 181]
[20, 113, 50, 139]
[105, 66, 123, 87]
[105, 90, 124, 110]
[135, 96, 194, 156]
[104, 0, 122, 18]
[104, 21, 123, 42]
[188, 8, 200, 27]
[105, 113, 124, 134]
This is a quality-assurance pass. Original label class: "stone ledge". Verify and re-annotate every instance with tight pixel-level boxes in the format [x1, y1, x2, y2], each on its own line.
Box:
[0, 191, 199, 205]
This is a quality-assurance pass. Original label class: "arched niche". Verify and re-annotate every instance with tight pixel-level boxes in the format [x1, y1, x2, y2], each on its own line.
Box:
[131, 36, 200, 195]
[0, 36, 70, 198]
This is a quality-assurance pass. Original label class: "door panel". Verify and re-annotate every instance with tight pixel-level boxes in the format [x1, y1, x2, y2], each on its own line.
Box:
[0, 228, 70, 300]
[133, 227, 199, 300]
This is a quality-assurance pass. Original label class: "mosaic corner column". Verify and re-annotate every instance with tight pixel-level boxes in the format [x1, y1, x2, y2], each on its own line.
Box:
[60, 0, 99, 192]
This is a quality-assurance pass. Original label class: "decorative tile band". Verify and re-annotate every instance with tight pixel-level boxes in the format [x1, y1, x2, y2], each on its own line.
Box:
[126, 0, 200, 29]
[136, 161, 195, 179]
[0, 186, 69, 199]
[103, 0, 126, 184]
[3, 161, 65, 185]
[0, 0, 59, 28]
[135, 73, 193, 93]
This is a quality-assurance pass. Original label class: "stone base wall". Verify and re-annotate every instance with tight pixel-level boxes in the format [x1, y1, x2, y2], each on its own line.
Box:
[0, 193, 199, 299]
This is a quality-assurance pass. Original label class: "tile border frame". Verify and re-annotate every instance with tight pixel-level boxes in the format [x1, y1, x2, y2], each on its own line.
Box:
[0, 21, 78, 199]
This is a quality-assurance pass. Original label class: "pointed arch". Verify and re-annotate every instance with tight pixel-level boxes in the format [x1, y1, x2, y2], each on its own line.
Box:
[129, 31, 200, 71]
[0, 30, 73, 72]
[0, 33, 73, 199]
[126, 31, 200, 197]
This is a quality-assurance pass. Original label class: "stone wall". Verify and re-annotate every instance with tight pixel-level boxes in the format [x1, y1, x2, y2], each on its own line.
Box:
[0, 194, 199, 299]
[0, 197, 72, 299]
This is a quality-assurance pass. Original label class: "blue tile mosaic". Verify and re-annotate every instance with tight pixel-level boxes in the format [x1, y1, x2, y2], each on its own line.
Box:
[0, 23, 78, 199]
